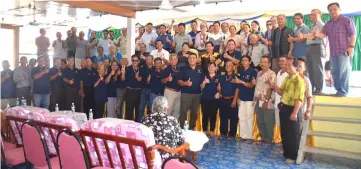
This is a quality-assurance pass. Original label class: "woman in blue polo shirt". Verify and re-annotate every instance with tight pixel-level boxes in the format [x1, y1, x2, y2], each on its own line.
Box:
[200, 63, 219, 136]
[93, 64, 107, 119]
[105, 61, 120, 118]
[149, 58, 165, 107]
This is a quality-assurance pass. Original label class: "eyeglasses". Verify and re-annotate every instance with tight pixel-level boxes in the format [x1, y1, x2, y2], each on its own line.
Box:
[132, 60, 139, 62]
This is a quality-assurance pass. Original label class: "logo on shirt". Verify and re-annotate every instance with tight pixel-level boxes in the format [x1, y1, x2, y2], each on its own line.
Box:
[197, 69, 201, 74]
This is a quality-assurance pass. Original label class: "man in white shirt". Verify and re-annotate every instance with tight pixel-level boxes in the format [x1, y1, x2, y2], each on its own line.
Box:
[140, 22, 158, 53]
[99, 30, 111, 55]
[52, 32, 66, 59]
[274, 56, 288, 127]
[208, 21, 223, 52]
[221, 22, 230, 37]
[150, 40, 170, 66]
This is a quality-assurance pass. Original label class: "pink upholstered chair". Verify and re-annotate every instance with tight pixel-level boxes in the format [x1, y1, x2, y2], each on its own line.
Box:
[21, 121, 60, 169]
[56, 129, 91, 169]
[161, 156, 199, 169]
[1, 135, 25, 168]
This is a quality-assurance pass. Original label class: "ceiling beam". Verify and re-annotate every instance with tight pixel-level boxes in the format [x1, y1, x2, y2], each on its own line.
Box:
[55, 1, 136, 18]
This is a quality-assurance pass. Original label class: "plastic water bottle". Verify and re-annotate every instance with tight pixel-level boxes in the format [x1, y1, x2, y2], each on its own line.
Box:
[55, 104, 59, 112]
[71, 103, 75, 113]
[16, 98, 20, 107]
[184, 121, 189, 131]
[6, 103, 10, 110]
[21, 97, 26, 106]
[89, 109, 93, 120]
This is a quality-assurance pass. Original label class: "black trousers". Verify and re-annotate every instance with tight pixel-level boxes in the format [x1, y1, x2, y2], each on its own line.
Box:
[50, 85, 65, 111]
[279, 102, 301, 160]
[83, 86, 95, 117]
[64, 86, 81, 112]
[94, 101, 106, 119]
[201, 99, 219, 132]
[16, 86, 31, 106]
[125, 88, 141, 121]
[219, 98, 238, 137]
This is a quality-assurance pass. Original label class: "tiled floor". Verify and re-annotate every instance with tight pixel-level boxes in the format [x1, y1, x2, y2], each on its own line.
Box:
[196, 137, 361, 169]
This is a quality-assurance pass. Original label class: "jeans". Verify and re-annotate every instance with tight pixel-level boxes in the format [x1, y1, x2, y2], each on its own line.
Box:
[330, 55, 352, 96]
[116, 88, 127, 119]
[137, 88, 151, 122]
[33, 94, 50, 109]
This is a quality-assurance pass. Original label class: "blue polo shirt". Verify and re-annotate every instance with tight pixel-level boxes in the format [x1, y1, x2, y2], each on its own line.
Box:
[156, 34, 173, 49]
[117, 65, 127, 89]
[188, 31, 200, 45]
[62, 67, 80, 88]
[160, 65, 181, 91]
[92, 54, 109, 64]
[106, 70, 118, 97]
[1, 70, 16, 99]
[31, 67, 50, 94]
[49, 67, 63, 87]
[201, 74, 220, 100]
[238, 68, 257, 101]
[220, 50, 242, 63]
[150, 68, 165, 95]
[80, 67, 98, 87]
[125, 66, 142, 89]
[219, 73, 237, 97]
[293, 24, 310, 57]
[177, 52, 189, 70]
[94, 80, 108, 102]
[178, 65, 203, 94]
[139, 65, 152, 89]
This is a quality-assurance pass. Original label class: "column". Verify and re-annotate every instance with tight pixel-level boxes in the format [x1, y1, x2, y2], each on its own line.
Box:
[127, 18, 136, 65]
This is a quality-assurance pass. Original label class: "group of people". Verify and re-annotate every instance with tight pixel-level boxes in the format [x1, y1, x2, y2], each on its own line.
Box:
[1, 2, 356, 164]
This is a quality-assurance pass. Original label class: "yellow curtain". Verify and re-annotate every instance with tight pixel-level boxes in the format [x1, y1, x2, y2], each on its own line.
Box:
[194, 108, 314, 145]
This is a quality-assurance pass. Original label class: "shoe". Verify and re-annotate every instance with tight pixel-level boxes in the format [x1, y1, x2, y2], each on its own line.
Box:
[263, 140, 271, 146]
[333, 93, 346, 97]
[256, 140, 263, 144]
[285, 159, 295, 164]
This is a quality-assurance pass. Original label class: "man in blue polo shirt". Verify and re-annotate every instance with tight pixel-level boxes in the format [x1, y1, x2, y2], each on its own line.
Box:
[80, 57, 98, 116]
[161, 54, 181, 119]
[233, 55, 258, 143]
[218, 61, 239, 139]
[149, 58, 165, 107]
[49, 57, 65, 111]
[62, 57, 81, 112]
[156, 24, 174, 53]
[31, 56, 50, 109]
[1, 60, 16, 108]
[220, 39, 241, 65]
[138, 55, 153, 122]
[178, 53, 203, 130]
[125, 55, 143, 121]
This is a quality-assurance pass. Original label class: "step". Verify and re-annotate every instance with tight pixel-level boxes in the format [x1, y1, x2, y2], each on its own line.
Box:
[310, 116, 361, 124]
[315, 103, 361, 109]
[307, 131, 361, 141]
[303, 146, 361, 161]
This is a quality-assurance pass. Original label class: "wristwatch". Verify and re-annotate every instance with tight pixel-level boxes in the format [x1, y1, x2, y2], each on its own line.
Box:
[241, 81, 245, 85]
[265, 99, 269, 102]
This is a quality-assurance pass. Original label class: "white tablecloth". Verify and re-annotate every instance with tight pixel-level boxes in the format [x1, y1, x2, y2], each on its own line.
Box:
[184, 130, 209, 152]
[50, 111, 88, 127]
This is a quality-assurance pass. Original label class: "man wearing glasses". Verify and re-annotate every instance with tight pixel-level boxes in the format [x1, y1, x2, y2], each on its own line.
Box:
[124, 55, 143, 121]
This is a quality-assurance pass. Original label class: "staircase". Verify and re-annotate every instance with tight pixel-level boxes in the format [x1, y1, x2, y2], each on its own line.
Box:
[296, 101, 361, 164]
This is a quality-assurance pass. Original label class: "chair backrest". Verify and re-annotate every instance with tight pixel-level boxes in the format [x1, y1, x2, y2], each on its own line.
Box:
[5, 115, 27, 146]
[161, 156, 199, 169]
[21, 121, 52, 169]
[79, 129, 156, 169]
[56, 129, 90, 169]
